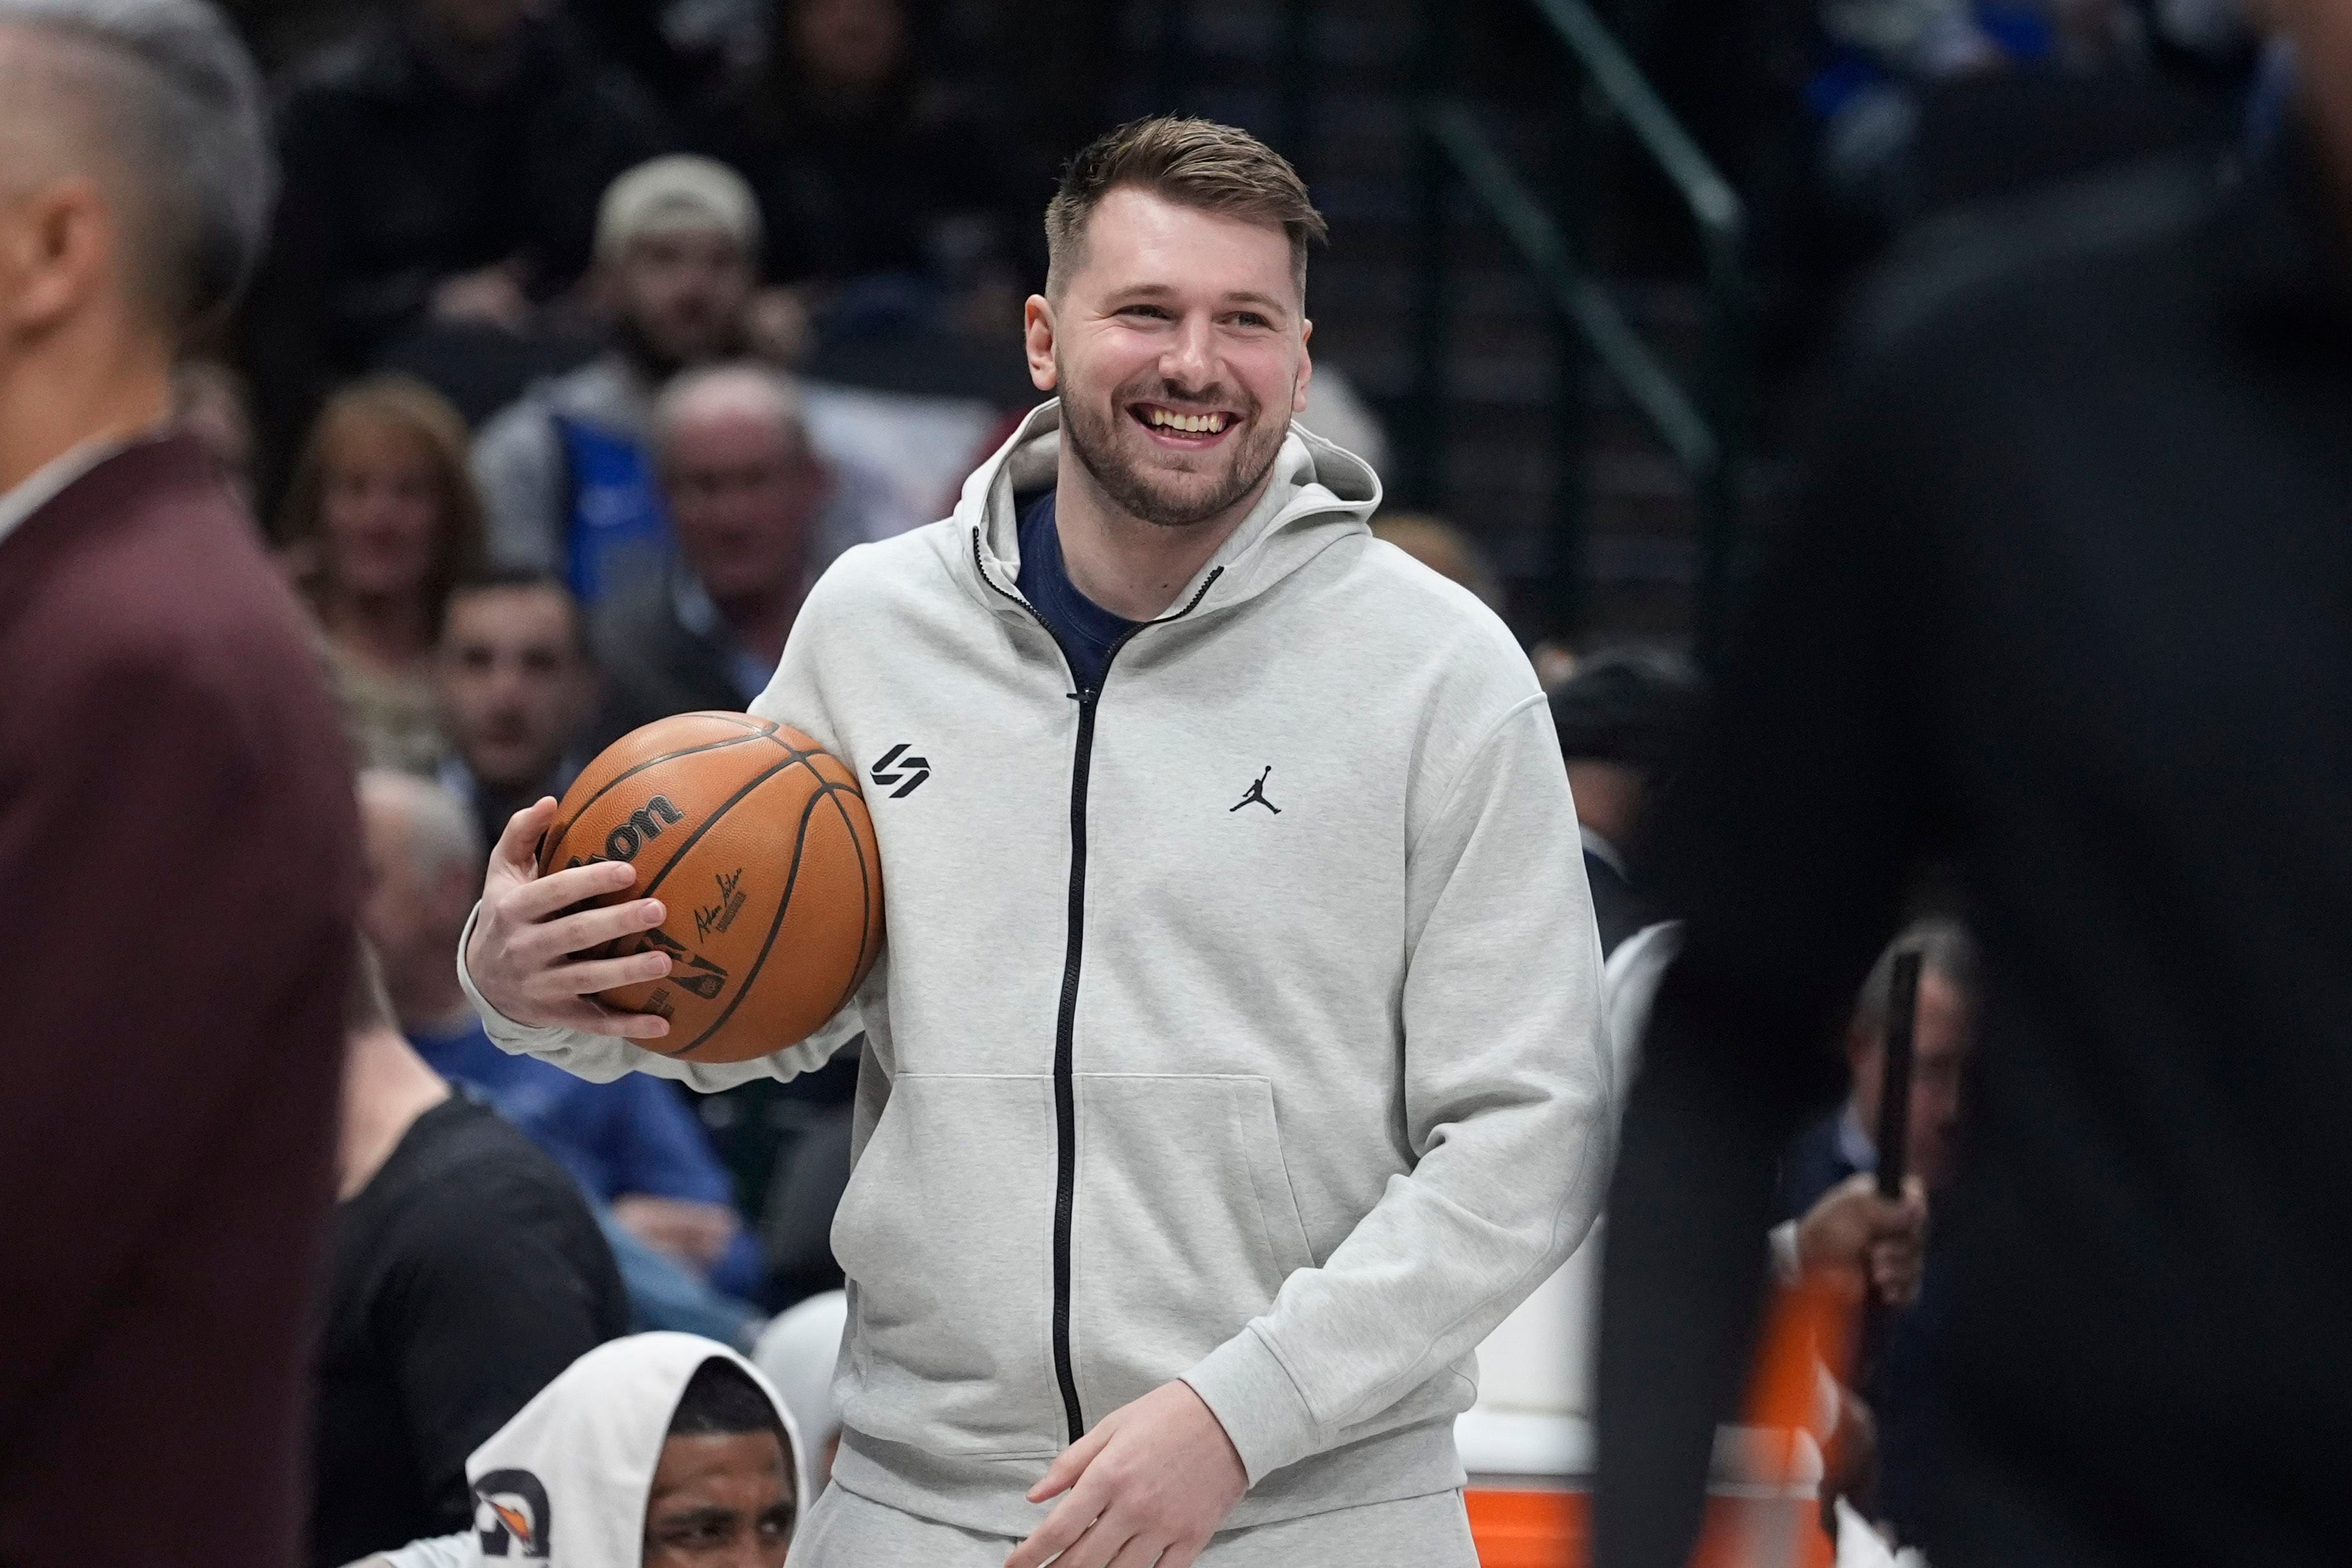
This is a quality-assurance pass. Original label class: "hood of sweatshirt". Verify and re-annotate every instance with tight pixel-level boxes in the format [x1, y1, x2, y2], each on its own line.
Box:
[950, 398, 1383, 626]
[461, 1333, 804, 1567]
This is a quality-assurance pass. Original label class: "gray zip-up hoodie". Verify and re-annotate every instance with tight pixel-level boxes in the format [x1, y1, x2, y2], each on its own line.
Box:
[461, 402, 1613, 1537]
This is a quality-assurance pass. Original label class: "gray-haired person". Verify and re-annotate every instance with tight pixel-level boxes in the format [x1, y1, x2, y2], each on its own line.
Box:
[0, 4, 363, 1565]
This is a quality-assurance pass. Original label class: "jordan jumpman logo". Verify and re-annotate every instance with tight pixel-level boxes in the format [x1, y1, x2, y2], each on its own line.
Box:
[1229, 766, 1280, 814]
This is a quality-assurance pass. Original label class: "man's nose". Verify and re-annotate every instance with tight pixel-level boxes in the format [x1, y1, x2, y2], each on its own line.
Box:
[1159, 315, 1217, 389]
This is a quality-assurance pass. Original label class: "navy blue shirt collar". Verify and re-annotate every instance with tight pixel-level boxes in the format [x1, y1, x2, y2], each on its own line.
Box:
[1014, 490, 1138, 692]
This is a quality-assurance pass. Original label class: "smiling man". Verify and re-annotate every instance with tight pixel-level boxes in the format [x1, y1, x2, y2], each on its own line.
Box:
[459, 116, 1611, 1568]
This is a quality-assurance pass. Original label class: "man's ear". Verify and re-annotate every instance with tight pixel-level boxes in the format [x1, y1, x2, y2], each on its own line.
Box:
[1024, 294, 1058, 392]
[0, 179, 110, 339]
[1293, 316, 1315, 416]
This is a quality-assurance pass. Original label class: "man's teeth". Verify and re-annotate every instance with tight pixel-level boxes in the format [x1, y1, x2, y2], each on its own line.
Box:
[1146, 408, 1230, 434]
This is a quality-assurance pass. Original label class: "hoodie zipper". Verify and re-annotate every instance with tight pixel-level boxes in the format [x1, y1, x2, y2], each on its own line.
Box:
[972, 527, 1221, 1442]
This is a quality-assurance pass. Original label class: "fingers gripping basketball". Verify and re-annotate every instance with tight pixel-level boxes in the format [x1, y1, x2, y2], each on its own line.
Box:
[534, 712, 884, 1063]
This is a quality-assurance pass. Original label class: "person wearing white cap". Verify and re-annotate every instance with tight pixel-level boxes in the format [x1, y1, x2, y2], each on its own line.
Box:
[473, 155, 764, 605]
[474, 154, 910, 608]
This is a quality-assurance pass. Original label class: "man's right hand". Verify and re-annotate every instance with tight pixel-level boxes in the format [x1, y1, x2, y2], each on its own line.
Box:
[1795, 1172, 1929, 1307]
[464, 798, 675, 1040]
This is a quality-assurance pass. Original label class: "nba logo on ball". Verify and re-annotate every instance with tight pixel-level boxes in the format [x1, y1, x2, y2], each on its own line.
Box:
[538, 713, 884, 1063]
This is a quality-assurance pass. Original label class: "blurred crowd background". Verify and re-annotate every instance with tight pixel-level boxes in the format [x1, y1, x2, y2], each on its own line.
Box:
[120, 1, 2288, 1562]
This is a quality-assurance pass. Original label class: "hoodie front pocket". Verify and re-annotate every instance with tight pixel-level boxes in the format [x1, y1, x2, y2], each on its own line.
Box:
[829, 1072, 1063, 1456]
[1067, 1074, 1318, 1420]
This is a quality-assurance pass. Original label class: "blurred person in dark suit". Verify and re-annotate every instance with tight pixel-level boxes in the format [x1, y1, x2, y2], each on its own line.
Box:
[434, 569, 596, 856]
[1594, 3, 2352, 1564]
[242, 0, 668, 471]
[590, 364, 820, 748]
[0, 3, 360, 1562]
[1547, 648, 1701, 955]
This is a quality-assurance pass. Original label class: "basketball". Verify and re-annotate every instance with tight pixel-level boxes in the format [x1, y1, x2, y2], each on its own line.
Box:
[536, 712, 883, 1063]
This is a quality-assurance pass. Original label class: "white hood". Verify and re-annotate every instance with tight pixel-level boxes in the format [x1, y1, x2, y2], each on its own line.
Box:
[461, 1333, 803, 1567]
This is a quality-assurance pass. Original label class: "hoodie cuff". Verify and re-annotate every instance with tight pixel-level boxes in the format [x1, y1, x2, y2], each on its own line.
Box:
[1181, 1327, 1321, 1486]
[453, 901, 573, 1055]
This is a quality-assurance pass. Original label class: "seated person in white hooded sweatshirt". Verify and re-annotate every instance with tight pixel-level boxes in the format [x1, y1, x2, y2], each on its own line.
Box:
[352, 1333, 804, 1568]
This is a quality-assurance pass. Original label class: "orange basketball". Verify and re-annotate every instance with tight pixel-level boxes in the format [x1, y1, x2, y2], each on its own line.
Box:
[536, 712, 883, 1063]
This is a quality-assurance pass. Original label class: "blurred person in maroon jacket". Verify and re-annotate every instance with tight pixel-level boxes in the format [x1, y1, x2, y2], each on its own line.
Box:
[0, 3, 361, 1565]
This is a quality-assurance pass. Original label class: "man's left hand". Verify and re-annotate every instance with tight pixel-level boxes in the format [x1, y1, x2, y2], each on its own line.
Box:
[1004, 1380, 1248, 1568]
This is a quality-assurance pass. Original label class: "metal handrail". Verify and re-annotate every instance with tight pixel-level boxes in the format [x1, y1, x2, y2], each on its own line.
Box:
[1422, 100, 1718, 477]
[1414, 0, 1750, 659]
[1526, 0, 1744, 255]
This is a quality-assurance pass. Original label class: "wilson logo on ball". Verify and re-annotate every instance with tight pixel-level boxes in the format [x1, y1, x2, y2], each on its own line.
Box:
[538, 712, 884, 1065]
[564, 795, 683, 866]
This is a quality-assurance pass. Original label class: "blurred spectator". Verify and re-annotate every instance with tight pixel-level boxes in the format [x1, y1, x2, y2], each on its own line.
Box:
[173, 358, 258, 515]
[358, 769, 764, 1333]
[1547, 648, 1703, 955]
[474, 159, 914, 602]
[1371, 513, 1504, 610]
[434, 571, 595, 853]
[282, 376, 484, 773]
[244, 0, 669, 466]
[569, 0, 766, 115]
[473, 155, 764, 600]
[751, 1290, 849, 1504]
[1813, 0, 2236, 245]
[1781, 921, 1974, 1547]
[357, 1335, 800, 1568]
[694, 0, 1031, 337]
[0, 8, 358, 1563]
[591, 366, 820, 746]
[315, 939, 627, 1568]
[1594, 6, 2352, 1560]
[756, 1089, 854, 1308]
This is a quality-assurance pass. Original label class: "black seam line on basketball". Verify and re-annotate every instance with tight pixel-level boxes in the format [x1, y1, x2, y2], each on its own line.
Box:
[647, 778, 845, 1059]
[764, 742, 874, 1024]
[546, 726, 788, 857]
[630, 739, 850, 1055]
[818, 768, 876, 1022]
[635, 752, 807, 906]
[763, 728, 868, 800]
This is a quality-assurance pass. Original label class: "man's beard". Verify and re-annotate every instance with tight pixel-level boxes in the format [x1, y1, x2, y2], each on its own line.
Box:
[617, 308, 740, 381]
[1060, 373, 1289, 530]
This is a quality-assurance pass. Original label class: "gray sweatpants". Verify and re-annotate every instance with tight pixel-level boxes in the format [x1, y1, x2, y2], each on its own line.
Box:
[793, 1484, 1480, 1567]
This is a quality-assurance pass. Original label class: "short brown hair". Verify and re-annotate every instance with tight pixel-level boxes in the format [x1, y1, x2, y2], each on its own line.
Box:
[1044, 116, 1326, 299]
[277, 374, 488, 640]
